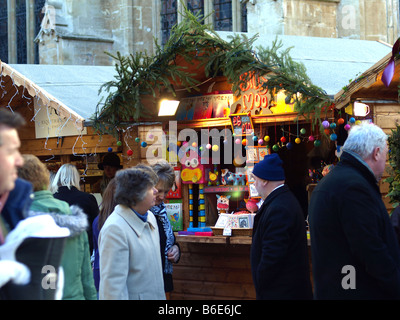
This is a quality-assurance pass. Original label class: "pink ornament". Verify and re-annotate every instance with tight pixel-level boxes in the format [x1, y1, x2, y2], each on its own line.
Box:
[206, 143, 212, 149]
[322, 120, 330, 128]
[235, 138, 241, 144]
[258, 139, 264, 145]
[344, 124, 351, 131]
[308, 135, 315, 142]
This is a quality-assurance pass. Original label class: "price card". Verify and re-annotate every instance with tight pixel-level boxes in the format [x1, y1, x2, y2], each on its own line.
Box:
[223, 225, 232, 236]
[229, 113, 254, 136]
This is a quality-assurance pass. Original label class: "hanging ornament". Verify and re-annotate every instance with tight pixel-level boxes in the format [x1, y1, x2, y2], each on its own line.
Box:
[206, 143, 212, 149]
[235, 138, 241, 145]
[344, 124, 351, 131]
[252, 135, 258, 142]
[349, 117, 356, 124]
[286, 142, 293, 150]
[338, 118, 345, 125]
[242, 139, 248, 146]
[141, 141, 147, 148]
[177, 141, 182, 147]
[324, 128, 330, 135]
[212, 145, 219, 152]
[148, 133, 154, 139]
[314, 140, 321, 147]
[300, 128, 306, 135]
[272, 144, 279, 152]
[192, 142, 197, 148]
[108, 147, 113, 152]
[308, 135, 315, 142]
[116, 140, 122, 147]
[258, 139, 264, 145]
[280, 136, 287, 143]
[295, 137, 301, 144]
[330, 133, 337, 141]
[135, 137, 140, 143]
[322, 120, 330, 128]
[330, 123, 336, 129]
[127, 149, 133, 156]
[264, 135, 270, 142]
[355, 120, 362, 125]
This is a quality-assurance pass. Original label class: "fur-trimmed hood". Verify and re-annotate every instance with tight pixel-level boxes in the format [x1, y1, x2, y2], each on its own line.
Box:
[27, 205, 88, 237]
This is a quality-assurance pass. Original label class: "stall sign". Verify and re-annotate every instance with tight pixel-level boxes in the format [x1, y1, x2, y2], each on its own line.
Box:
[229, 113, 254, 136]
[164, 200, 183, 231]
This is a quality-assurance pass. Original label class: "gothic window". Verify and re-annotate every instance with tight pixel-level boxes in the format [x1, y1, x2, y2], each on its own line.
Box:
[160, 0, 247, 45]
[214, 0, 232, 31]
[161, 0, 178, 46]
[0, 4, 8, 63]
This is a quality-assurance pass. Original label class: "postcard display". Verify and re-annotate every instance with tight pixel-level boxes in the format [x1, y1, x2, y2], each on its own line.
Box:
[165, 167, 183, 231]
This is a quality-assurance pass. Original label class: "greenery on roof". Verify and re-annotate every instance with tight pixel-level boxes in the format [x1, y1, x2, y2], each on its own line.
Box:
[91, 7, 331, 138]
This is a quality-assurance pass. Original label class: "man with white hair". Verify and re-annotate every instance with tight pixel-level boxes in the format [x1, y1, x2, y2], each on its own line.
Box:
[309, 122, 400, 299]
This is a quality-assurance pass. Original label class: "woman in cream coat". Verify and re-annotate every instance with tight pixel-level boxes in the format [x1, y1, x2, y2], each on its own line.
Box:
[99, 166, 165, 300]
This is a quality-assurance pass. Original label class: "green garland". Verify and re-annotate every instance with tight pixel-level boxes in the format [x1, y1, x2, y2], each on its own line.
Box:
[91, 7, 331, 137]
[386, 125, 400, 211]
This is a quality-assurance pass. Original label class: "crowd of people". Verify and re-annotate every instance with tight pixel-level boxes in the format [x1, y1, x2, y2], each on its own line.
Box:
[0, 108, 180, 300]
[1, 106, 400, 300]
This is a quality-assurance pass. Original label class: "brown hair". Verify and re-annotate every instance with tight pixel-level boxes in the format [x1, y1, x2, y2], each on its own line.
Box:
[98, 178, 117, 231]
[18, 154, 50, 191]
[0, 108, 25, 146]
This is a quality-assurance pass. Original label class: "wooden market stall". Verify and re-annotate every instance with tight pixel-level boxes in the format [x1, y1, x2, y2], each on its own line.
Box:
[334, 47, 400, 212]
[0, 61, 122, 194]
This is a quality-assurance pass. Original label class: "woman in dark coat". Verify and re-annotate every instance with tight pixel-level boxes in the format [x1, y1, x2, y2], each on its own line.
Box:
[50, 163, 99, 253]
[251, 154, 312, 300]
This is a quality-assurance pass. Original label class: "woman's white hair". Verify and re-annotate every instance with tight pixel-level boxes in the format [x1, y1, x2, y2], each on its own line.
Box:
[49, 163, 81, 193]
[342, 122, 388, 160]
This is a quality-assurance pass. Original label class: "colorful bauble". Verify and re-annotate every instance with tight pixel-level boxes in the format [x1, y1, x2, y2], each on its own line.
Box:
[295, 137, 301, 144]
[286, 142, 293, 150]
[264, 135, 270, 142]
[252, 135, 258, 142]
[141, 141, 147, 148]
[322, 120, 330, 128]
[338, 118, 345, 125]
[192, 142, 197, 147]
[235, 138, 241, 144]
[280, 136, 287, 143]
[314, 140, 321, 147]
[242, 139, 247, 146]
[258, 139, 264, 145]
[330, 133, 337, 141]
[355, 120, 362, 125]
[300, 128, 306, 135]
[135, 137, 140, 143]
[272, 144, 279, 152]
[116, 140, 122, 147]
[206, 143, 212, 149]
[349, 117, 356, 124]
[127, 149, 133, 156]
[330, 123, 336, 129]
[212, 145, 219, 152]
[344, 124, 351, 131]
[108, 147, 113, 152]
[308, 135, 315, 142]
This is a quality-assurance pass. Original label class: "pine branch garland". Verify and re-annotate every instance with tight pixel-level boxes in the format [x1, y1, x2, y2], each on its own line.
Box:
[91, 7, 331, 137]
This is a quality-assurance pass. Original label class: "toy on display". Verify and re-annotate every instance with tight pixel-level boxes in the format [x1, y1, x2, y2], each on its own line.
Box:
[216, 194, 231, 214]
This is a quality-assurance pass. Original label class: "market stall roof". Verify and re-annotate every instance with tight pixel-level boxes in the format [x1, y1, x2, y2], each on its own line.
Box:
[0, 61, 117, 129]
[217, 32, 392, 99]
[334, 52, 400, 109]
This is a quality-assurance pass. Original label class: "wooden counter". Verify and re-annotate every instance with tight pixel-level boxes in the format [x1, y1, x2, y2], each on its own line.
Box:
[170, 235, 256, 300]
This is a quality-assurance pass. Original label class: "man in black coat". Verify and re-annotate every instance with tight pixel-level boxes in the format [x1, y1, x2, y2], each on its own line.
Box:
[309, 122, 400, 299]
[250, 153, 312, 300]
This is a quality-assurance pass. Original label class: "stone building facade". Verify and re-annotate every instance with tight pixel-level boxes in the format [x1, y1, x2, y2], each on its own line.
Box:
[3, 0, 400, 65]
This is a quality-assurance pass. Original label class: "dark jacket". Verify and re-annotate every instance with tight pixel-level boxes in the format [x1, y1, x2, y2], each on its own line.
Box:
[53, 186, 99, 253]
[251, 185, 312, 300]
[309, 151, 400, 299]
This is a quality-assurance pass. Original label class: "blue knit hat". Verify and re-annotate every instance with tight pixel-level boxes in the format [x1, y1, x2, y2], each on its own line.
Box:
[252, 153, 285, 181]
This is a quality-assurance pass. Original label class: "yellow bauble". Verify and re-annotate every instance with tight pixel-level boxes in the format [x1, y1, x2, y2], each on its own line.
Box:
[212, 144, 219, 152]
[264, 135, 270, 142]
[295, 137, 301, 144]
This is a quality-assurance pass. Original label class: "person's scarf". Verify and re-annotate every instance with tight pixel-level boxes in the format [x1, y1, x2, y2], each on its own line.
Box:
[150, 202, 174, 274]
